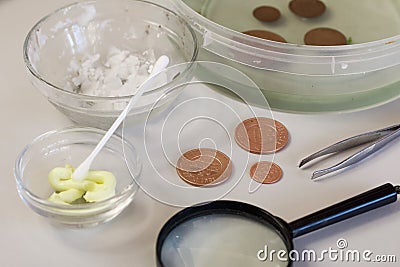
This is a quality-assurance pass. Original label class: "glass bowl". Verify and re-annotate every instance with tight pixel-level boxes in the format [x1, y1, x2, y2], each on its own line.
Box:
[175, 0, 400, 113]
[14, 127, 141, 228]
[24, 0, 198, 129]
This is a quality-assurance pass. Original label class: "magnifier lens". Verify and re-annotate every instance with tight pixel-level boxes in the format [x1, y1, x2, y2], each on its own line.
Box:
[161, 213, 289, 267]
[160, 184, 400, 266]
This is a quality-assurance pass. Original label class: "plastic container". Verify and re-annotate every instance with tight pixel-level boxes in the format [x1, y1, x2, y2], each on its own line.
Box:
[173, 0, 400, 113]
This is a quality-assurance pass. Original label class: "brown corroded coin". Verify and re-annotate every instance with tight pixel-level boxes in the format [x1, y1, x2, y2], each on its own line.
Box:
[250, 161, 283, 184]
[242, 30, 287, 43]
[253, 6, 281, 22]
[176, 148, 232, 186]
[289, 0, 326, 18]
[304, 27, 347, 46]
[235, 117, 289, 154]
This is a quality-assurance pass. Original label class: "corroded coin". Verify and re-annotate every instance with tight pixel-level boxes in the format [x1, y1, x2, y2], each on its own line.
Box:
[253, 6, 281, 22]
[289, 0, 326, 18]
[250, 161, 283, 184]
[304, 27, 347, 46]
[242, 30, 287, 43]
[235, 117, 289, 154]
[176, 148, 232, 186]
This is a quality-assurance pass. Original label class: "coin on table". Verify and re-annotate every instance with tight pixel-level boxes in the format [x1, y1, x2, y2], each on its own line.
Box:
[176, 148, 232, 186]
[235, 117, 289, 154]
[250, 161, 283, 184]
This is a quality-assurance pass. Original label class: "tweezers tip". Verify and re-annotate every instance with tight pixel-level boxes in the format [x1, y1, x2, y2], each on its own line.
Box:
[311, 171, 323, 181]
[298, 159, 307, 168]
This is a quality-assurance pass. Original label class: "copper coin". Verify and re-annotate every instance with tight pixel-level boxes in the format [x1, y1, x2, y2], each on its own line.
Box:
[176, 148, 232, 186]
[289, 0, 326, 18]
[250, 161, 283, 184]
[253, 6, 281, 22]
[242, 30, 287, 43]
[304, 27, 347, 46]
[235, 117, 289, 154]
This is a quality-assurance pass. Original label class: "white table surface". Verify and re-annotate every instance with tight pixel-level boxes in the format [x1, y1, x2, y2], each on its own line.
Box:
[2, 0, 400, 266]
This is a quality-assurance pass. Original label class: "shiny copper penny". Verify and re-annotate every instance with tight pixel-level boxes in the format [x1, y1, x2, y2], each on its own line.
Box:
[289, 0, 326, 18]
[235, 117, 289, 154]
[304, 27, 347, 46]
[250, 161, 283, 184]
[253, 6, 281, 22]
[242, 30, 287, 43]
[176, 148, 232, 186]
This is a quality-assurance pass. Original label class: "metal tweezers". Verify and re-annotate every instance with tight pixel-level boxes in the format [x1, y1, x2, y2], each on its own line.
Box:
[299, 124, 400, 180]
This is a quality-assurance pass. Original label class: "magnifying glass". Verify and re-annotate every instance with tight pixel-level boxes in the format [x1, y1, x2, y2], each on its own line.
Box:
[156, 183, 400, 266]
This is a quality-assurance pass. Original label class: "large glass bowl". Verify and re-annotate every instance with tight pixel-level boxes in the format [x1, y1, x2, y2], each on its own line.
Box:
[14, 127, 141, 228]
[175, 0, 400, 113]
[24, 0, 198, 129]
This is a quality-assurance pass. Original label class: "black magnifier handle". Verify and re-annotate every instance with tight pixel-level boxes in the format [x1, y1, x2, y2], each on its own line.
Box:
[289, 183, 400, 238]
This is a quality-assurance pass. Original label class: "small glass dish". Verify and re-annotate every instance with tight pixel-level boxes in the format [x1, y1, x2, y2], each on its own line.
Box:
[14, 127, 141, 228]
[23, 0, 198, 129]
